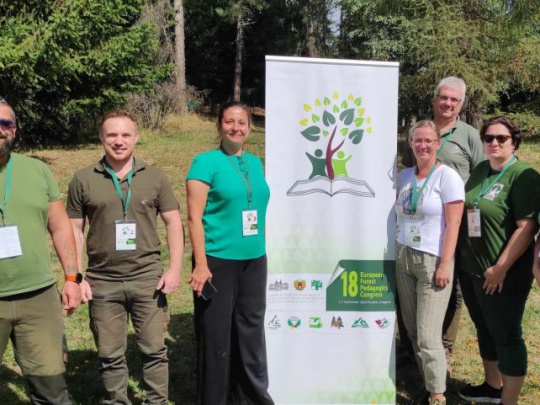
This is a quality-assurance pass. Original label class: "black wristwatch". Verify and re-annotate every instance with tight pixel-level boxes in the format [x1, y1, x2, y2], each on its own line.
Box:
[65, 273, 84, 284]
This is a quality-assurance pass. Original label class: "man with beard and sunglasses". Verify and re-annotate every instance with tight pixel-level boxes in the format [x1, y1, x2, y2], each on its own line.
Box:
[0, 98, 82, 404]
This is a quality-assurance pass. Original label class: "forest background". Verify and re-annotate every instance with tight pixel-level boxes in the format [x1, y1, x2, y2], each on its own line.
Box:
[1, 0, 540, 144]
[1, 1, 540, 404]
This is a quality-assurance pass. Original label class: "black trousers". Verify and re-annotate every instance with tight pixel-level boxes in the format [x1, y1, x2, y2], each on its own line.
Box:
[194, 254, 274, 405]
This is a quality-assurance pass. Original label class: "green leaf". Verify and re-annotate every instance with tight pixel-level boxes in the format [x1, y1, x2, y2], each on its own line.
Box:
[301, 126, 321, 141]
[354, 117, 364, 127]
[333, 91, 339, 99]
[339, 108, 355, 125]
[349, 129, 364, 144]
[312, 114, 320, 123]
[323, 130, 329, 136]
[341, 100, 348, 109]
[299, 118, 309, 126]
[357, 108, 365, 116]
[348, 94, 354, 101]
[340, 128, 349, 136]
[367, 127, 373, 134]
[315, 99, 322, 106]
[303, 103, 312, 112]
[324, 97, 331, 106]
[323, 111, 336, 126]
[333, 105, 340, 114]
[354, 97, 362, 106]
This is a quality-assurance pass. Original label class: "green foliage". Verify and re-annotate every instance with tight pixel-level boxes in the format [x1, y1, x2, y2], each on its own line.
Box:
[0, 0, 168, 145]
[339, 0, 540, 128]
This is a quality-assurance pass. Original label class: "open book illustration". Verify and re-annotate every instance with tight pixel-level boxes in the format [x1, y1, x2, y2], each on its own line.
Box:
[287, 175, 376, 197]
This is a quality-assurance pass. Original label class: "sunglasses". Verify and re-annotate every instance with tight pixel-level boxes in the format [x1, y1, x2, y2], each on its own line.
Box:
[0, 119, 16, 129]
[483, 134, 511, 144]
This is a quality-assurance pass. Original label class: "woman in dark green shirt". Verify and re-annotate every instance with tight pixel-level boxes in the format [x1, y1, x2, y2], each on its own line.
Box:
[186, 101, 273, 405]
[457, 117, 540, 405]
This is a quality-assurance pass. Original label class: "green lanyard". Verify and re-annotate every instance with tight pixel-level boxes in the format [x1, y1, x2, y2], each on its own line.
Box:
[104, 158, 135, 220]
[222, 149, 253, 209]
[409, 163, 437, 215]
[473, 155, 516, 207]
[437, 127, 456, 155]
[0, 155, 13, 225]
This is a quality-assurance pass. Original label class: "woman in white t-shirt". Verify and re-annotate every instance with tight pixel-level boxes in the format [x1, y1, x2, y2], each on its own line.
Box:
[395, 120, 464, 405]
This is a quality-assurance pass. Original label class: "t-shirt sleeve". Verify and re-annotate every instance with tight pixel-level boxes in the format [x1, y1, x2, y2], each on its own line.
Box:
[41, 162, 62, 203]
[157, 170, 180, 213]
[186, 155, 214, 184]
[66, 175, 85, 219]
[440, 167, 465, 204]
[511, 167, 540, 221]
[468, 128, 486, 171]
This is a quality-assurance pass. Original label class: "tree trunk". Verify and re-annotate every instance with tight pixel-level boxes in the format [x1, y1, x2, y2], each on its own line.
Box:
[233, 5, 244, 102]
[307, 1, 318, 57]
[174, 0, 187, 114]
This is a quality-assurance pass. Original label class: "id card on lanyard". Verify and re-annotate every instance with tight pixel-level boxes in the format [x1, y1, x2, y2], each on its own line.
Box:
[104, 159, 137, 250]
[403, 163, 436, 249]
[224, 150, 258, 237]
[0, 156, 22, 259]
[469, 156, 516, 238]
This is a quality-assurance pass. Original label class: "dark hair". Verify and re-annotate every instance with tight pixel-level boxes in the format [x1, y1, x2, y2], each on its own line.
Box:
[99, 110, 138, 136]
[480, 116, 522, 150]
[217, 101, 252, 127]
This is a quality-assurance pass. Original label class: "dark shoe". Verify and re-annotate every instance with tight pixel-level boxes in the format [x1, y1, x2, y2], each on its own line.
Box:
[458, 381, 502, 403]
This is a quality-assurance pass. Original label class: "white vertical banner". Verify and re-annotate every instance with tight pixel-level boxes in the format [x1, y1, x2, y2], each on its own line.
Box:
[265, 56, 399, 405]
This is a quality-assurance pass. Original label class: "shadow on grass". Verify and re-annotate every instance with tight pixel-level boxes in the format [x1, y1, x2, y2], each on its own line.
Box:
[0, 365, 28, 405]
[66, 312, 196, 405]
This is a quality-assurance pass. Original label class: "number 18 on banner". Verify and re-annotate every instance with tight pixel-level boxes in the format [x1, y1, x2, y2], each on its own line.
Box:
[326, 260, 395, 312]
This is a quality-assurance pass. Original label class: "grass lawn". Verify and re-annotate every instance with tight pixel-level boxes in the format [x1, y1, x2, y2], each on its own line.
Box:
[1, 113, 539, 404]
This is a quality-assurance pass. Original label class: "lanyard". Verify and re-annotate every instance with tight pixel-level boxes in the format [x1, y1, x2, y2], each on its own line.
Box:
[409, 163, 437, 215]
[437, 127, 456, 155]
[104, 158, 135, 220]
[0, 155, 13, 225]
[222, 148, 253, 209]
[473, 155, 516, 207]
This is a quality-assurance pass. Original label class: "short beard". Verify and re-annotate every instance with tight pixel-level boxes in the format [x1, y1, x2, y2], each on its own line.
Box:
[0, 138, 13, 157]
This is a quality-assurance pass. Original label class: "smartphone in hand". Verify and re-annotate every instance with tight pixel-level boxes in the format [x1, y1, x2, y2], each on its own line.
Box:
[201, 280, 217, 301]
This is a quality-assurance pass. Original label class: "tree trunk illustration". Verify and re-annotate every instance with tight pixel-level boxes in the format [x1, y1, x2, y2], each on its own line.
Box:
[325, 126, 345, 180]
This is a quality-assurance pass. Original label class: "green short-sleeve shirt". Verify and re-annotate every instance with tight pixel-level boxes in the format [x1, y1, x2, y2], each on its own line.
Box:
[458, 160, 540, 286]
[187, 149, 270, 260]
[0, 153, 62, 297]
[67, 158, 179, 280]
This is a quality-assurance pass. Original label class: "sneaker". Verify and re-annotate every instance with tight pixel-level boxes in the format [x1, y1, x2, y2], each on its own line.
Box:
[458, 381, 502, 403]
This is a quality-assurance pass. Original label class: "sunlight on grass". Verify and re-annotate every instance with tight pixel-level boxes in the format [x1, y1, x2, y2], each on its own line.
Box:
[2, 115, 539, 405]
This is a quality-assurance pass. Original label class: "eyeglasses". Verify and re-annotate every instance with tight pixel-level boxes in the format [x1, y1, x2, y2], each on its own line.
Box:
[436, 95, 461, 105]
[483, 134, 511, 144]
[411, 138, 438, 146]
[0, 119, 16, 129]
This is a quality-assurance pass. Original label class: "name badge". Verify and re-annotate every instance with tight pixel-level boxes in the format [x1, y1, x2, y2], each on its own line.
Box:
[242, 210, 258, 236]
[404, 221, 421, 248]
[0, 224, 23, 259]
[115, 220, 137, 250]
[467, 208, 481, 237]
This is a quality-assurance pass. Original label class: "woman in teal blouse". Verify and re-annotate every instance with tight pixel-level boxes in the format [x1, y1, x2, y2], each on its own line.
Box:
[186, 101, 273, 405]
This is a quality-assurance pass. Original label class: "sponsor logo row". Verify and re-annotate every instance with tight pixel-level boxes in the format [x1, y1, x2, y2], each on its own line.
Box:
[269, 279, 323, 292]
[267, 315, 390, 330]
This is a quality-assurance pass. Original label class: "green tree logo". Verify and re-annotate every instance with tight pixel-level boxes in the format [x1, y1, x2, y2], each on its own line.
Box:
[299, 92, 373, 180]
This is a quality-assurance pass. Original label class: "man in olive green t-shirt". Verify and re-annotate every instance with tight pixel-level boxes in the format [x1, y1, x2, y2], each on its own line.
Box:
[0, 98, 82, 404]
[67, 110, 184, 405]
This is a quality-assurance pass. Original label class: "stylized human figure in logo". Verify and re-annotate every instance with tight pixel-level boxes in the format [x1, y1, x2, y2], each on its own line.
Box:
[332, 150, 352, 177]
[305, 149, 327, 179]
